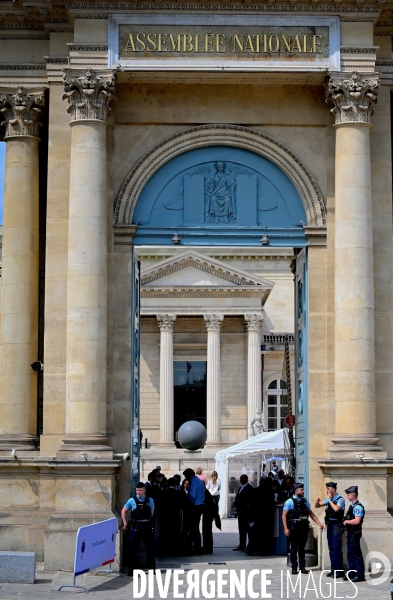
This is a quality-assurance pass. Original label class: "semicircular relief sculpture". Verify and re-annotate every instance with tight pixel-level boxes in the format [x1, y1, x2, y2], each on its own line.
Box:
[130, 144, 308, 246]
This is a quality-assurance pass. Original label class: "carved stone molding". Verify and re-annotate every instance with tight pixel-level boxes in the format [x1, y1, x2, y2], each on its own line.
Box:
[156, 314, 176, 331]
[114, 124, 326, 228]
[62, 69, 116, 122]
[326, 71, 379, 125]
[244, 313, 264, 332]
[0, 87, 45, 139]
[204, 314, 224, 331]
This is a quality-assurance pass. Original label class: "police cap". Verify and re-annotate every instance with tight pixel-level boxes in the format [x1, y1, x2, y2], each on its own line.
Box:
[326, 481, 337, 489]
[344, 485, 358, 494]
[294, 482, 304, 490]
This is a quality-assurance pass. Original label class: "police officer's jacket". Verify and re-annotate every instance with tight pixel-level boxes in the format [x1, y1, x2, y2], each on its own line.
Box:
[344, 501, 365, 533]
[325, 495, 345, 524]
[130, 496, 152, 523]
[286, 497, 310, 526]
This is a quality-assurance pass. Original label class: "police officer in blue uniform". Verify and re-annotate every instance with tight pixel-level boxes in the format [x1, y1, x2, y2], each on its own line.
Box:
[342, 486, 365, 582]
[283, 483, 324, 575]
[121, 482, 156, 576]
[315, 482, 345, 577]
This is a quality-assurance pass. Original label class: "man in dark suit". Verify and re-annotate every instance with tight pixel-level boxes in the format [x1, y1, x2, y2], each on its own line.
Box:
[233, 474, 254, 551]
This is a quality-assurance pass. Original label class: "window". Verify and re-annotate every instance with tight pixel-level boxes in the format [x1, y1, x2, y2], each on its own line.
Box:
[266, 378, 288, 431]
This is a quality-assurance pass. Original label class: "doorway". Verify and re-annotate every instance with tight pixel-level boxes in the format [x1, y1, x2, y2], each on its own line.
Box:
[174, 360, 207, 447]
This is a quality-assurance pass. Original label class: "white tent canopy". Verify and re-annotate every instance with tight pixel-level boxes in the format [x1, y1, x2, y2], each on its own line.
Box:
[215, 429, 290, 517]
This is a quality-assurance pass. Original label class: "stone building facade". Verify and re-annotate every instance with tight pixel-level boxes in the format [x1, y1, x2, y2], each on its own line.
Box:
[0, 0, 393, 570]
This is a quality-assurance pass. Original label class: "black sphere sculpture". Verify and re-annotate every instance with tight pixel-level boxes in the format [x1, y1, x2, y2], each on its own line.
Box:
[178, 420, 207, 451]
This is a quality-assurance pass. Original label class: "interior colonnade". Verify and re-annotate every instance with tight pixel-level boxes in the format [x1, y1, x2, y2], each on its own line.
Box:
[156, 312, 264, 447]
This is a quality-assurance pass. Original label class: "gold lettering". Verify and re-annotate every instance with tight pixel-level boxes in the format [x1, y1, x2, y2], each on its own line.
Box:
[303, 34, 307, 53]
[168, 34, 181, 52]
[268, 35, 279, 53]
[244, 34, 256, 53]
[216, 33, 226, 52]
[205, 31, 214, 52]
[254, 34, 260, 53]
[233, 34, 244, 52]
[158, 33, 167, 52]
[136, 33, 146, 52]
[292, 35, 302, 53]
[125, 33, 136, 52]
[313, 34, 322, 53]
[182, 33, 193, 52]
[194, 34, 201, 52]
[281, 34, 292, 53]
[146, 33, 157, 51]
[263, 34, 268, 53]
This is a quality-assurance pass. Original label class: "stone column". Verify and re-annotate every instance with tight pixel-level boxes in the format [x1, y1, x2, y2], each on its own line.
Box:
[204, 314, 224, 446]
[59, 70, 116, 457]
[0, 87, 44, 452]
[326, 71, 382, 455]
[157, 314, 176, 447]
[244, 313, 264, 438]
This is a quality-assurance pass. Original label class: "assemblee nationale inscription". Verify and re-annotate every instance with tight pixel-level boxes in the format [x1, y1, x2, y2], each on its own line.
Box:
[119, 25, 329, 60]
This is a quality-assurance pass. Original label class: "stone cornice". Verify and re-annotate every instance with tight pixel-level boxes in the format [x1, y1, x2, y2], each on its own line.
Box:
[63, 68, 116, 122]
[0, 86, 45, 139]
[326, 71, 379, 125]
[303, 225, 327, 245]
[142, 288, 271, 298]
[340, 46, 379, 53]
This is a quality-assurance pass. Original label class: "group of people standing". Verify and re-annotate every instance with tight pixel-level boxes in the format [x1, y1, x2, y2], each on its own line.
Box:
[121, 466, 221, 577]
[283, 481, 365, 581]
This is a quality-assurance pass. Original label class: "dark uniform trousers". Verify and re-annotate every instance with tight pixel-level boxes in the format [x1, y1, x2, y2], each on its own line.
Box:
[129, 522, 156, 573]
[347, 531, 365, 578]
[289, 524, 309, 570]
[326, 523, 344, 572]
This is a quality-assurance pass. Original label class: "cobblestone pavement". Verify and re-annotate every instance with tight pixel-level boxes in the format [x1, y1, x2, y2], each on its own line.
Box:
[0, 520, 390, 599]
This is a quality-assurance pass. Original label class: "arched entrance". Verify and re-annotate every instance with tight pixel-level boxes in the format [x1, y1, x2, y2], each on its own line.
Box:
[115, 125, 326, 495]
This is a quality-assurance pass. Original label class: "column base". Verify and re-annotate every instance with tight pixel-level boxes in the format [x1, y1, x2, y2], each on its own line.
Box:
[329, 434, 386, 458]
[57, 434, 113, 459]
[0, 434, 38, 454]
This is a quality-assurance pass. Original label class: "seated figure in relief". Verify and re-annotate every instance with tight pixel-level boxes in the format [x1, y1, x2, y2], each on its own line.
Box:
[205, 161, 236, 222]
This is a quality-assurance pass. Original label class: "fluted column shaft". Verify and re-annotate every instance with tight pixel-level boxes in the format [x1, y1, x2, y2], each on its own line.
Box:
[0, 88, 44, 451]
[157, 314, 176, 447]
[204, 314, 223, 446]
[60, 70, 116, 455]
[326, 72, 381, 454]
[245, 313, 264, 438]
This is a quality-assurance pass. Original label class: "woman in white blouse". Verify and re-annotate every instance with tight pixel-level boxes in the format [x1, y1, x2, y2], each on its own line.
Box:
[207, 471, 221, 510]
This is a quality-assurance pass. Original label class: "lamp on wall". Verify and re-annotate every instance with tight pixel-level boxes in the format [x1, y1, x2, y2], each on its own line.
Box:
[172, 233, 181, 244]
[260, 234, 269, 246]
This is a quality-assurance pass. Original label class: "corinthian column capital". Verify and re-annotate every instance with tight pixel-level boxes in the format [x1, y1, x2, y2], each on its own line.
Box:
[326, 71, 379, 125]
[157, 314, 176, 331]
[204, 314, 224, 331]
[0, 87, 45, 139]
[244, 312, 264, 332]
[63, 69, 116, 122]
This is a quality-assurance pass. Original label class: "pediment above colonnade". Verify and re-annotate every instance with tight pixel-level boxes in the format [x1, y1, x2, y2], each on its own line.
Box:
[140, 250, 274, 315]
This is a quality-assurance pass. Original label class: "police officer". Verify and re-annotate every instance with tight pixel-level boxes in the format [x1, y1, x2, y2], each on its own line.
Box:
[121, 482, 156, 576]
[283, 482, 324, 575]
[315, 482, 345, 577]
[342, 486, 365, 582]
